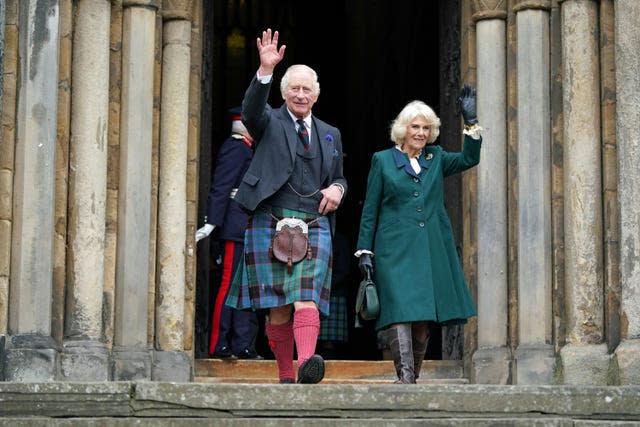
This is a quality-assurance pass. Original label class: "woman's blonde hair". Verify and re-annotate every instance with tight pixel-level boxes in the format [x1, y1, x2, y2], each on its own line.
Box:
[390, 100, 441, 145]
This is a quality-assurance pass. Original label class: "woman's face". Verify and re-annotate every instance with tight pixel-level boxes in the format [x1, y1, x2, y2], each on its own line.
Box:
[403, 115, 431, 155]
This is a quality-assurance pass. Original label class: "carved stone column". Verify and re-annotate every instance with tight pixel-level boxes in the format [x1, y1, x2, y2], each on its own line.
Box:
[112, 0, 159, 381]
[60, 0, 112, 381]
[613, 0, 640, 385]
[152, 0, 192, 382]
[470, 0, 511, 384]
[513, 0, 556, 384]
[4, 0, 60, 381]
[0, 1, 4, 123]
[557, 0, 610, 385]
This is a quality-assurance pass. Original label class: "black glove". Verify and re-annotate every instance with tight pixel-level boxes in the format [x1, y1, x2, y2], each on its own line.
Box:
[358, 253, 374, 277]
[458, 83, 478, 125]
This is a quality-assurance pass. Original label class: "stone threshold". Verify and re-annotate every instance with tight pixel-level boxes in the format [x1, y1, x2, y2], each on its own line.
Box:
[194, 359, 465, 383]
[1, 382, 639, 422]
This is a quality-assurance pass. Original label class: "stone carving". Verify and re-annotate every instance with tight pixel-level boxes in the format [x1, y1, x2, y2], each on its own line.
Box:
[162, 0, 192, 21]
[472, 0, 507, 20]
[512, 0, 551, 13]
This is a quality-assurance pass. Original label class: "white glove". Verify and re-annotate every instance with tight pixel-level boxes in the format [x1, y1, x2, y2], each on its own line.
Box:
[195, 224, 215, 242]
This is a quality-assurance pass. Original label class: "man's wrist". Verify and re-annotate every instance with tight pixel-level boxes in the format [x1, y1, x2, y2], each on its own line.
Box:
[331, 183, 345, 199]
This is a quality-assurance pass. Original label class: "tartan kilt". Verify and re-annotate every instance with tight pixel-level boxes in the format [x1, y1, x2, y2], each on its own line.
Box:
[225, 207, 333, 316]
[319, 294, 348, 342]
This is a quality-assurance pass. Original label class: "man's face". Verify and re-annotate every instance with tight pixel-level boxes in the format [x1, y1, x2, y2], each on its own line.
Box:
[282, 69, 318, 119]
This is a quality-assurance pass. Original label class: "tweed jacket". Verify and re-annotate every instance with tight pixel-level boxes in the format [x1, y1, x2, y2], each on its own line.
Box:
[234, 76, 347, 233]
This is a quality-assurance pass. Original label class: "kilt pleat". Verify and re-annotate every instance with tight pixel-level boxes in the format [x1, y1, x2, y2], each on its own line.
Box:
[226, 207, 333, 316]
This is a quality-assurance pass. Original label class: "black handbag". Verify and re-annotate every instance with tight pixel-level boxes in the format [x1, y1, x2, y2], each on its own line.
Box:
[354, 270, 380, 328]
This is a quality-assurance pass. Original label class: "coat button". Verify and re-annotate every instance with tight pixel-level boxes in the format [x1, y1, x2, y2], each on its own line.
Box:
[419, 222, 425, 227]
[416, 207, 423, 212]
[413, 191, 419, 197]
[413, 178, 419, 183]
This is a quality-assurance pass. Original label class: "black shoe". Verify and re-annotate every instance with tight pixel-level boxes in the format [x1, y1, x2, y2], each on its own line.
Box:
[296, 354, 325, 384]
[236, 349, 264, 360]
[213, 346, 236, 359]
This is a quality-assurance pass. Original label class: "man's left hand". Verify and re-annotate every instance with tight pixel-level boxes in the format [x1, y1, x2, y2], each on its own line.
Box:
[318, 185, 342, 215]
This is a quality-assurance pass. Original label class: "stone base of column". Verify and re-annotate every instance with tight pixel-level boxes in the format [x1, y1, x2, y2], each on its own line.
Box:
[111, 346, 151, 381]
[614, 338, 640, 385]
[514, 344, 556, 385]
[471, 346, 512, 384]
[559, 343, 611, 385]
[3, 334, 58, 381]
[152, 350, 192, 382]
[60, 339, 110, 381]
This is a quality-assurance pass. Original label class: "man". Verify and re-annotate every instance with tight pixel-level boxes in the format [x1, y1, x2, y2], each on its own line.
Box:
[226, 28, 347, 384]
[195, 108, 260, 360]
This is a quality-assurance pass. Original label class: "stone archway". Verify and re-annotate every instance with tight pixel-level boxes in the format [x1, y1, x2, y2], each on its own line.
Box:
[195, 0, 465, 362]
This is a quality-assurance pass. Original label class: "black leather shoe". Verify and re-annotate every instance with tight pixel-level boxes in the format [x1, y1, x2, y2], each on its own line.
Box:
[213, 346, 235, 359]
[236, 349, 264, 360]
[296, 354, 325, 384]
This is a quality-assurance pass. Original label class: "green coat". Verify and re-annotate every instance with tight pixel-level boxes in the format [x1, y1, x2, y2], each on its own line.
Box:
[356, 136, 481, 330]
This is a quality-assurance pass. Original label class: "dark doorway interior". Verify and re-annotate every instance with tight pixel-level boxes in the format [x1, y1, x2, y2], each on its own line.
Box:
[195, 0, 462, 361]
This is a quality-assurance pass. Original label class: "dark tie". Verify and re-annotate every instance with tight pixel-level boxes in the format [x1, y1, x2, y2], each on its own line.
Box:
[296, 119, 310, 150]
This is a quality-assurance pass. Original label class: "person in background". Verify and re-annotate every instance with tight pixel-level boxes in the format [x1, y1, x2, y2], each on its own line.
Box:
[226, 28, 347, 384]
[355, 85, 481, 384]
[196, 108, 261, 360]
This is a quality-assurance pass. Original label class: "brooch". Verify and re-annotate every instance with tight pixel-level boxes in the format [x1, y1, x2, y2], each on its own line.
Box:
[425, 153, 433, 160]
[324, 134, 334, 143]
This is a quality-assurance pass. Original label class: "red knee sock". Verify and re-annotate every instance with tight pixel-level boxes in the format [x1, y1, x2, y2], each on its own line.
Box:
[265, 321, 295, 382]
[293, 307, 320, 368]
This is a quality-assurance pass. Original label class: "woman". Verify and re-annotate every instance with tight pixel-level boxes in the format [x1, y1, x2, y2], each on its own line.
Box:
[355, 85, 481, 384]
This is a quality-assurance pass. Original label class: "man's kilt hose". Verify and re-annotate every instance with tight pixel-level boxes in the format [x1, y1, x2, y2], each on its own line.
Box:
[226, 207, 333, 316]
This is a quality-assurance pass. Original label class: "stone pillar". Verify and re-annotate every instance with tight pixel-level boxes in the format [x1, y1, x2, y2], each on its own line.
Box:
[153, 0, 192, 382]
[470, 1, 511, 384]
[112, 0, 158, 381]
[60, 0, 111, 381]
[0, 0, 8, 380]
[557, 0, 610, 385]
[0, 1, 4, 120]
[513, 1, 556, 384]
[5, 0, 60, 382]
[614, 0, 640, 385]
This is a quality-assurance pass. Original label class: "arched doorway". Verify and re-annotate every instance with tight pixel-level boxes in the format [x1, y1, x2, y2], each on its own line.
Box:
[195, 0, 464, 361]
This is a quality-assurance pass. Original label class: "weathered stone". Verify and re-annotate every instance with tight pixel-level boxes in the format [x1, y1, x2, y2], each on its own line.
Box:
[515, 344, 556, 385]
[66, 0, 111, 345]
[111, 347, 151, 381]
[156, 18, 190, 352]
[515, 7, 553, 384]
[3, 334, 57, 382]
[472, 346, 511, 384]
[559, 343, 612, 385]
[60, 340, 110, 381]
[476, 18, 508, 357]
[561, 0, 604, 346]
[614, 339, 640, 385]
[11, 0, 60, 339]
[114, 6, 156, 359]
[615, 0, 640, 340]
[152, 350, 191, 382]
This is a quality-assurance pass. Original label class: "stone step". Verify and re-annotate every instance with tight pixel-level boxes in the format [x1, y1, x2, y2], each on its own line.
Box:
[194, 358, 466, 384]
[1, 382, 639, 424]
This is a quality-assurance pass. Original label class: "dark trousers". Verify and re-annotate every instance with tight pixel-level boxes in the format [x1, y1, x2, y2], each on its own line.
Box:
[209, 240, 258, 355]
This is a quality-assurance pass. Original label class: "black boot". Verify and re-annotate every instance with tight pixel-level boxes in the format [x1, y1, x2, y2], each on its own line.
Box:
[411, 322, 429, 381]
[387, 324, 415, 384]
